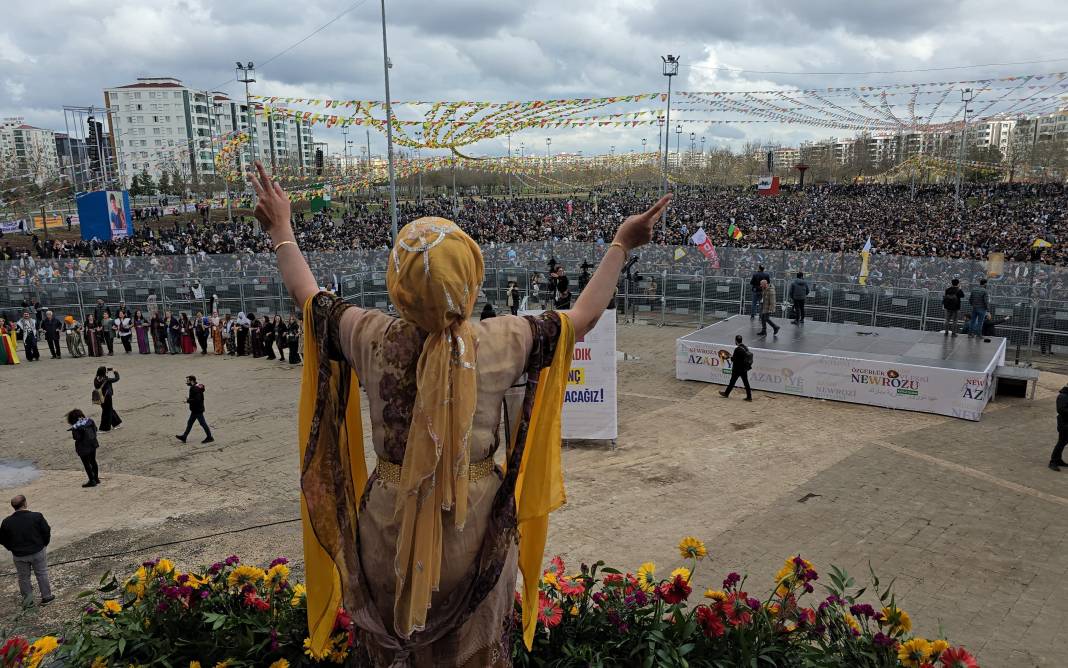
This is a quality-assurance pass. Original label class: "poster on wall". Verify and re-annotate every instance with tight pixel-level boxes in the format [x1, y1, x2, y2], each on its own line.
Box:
[107, 191, 129, 239]
[522, 309, 619, 440]
[0, 219, 28, 233]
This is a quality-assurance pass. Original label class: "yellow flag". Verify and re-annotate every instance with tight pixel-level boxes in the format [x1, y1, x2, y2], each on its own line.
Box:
[674, 247, 686, 261]
[1032, 238, 1052, 248]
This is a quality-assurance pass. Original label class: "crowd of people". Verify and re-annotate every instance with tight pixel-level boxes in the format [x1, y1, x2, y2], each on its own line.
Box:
[0, 298, 303, 366]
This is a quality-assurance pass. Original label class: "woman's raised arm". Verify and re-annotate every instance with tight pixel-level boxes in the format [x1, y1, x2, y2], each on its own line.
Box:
[565, 194, 672, 339]
[250, 161, 319, 309]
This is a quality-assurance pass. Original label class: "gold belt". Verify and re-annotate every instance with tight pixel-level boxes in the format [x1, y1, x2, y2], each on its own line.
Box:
[375, 456, 498, 485]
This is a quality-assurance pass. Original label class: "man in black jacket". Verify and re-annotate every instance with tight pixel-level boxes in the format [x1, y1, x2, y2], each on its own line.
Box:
[749, 265, 770, 319]
[718, 335, 754, 401]
[0, 495, 54, 607]
[176, 376, 214, 444]
[1049, 385, 1068, 471]
[942, 279, 965, 337]
[67, 409, 100, 486]
[40, 310, 62, 359]
[788, 272, 810, 324]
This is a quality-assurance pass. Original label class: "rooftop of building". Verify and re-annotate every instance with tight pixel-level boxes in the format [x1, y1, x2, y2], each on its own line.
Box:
[110, 77, 185, 89]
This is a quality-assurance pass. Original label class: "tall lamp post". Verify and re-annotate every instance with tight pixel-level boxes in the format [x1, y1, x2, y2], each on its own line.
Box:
[954, 87, 974, 210]
[661, 54, 679, 230]
[546, 137, 551, 158]
[378, 0, 399, 241]
[675, 124, 682, 165]
[642, 138, 647, 154]
[235, 62, 259, 172]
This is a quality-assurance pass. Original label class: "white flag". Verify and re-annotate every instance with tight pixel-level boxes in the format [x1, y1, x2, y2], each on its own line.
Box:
[691, 228, 707, 245]
[862, 236, 873, 253]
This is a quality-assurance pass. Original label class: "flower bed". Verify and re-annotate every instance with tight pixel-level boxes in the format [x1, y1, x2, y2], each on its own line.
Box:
[0, 538, 980, 667]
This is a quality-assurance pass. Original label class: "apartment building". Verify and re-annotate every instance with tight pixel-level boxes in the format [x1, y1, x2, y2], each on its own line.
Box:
[0, 117, 61, 185]
[104, 77, 315, 189]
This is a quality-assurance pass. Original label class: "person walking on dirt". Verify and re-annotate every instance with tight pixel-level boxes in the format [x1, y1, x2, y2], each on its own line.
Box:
[176, 375, 214, 444]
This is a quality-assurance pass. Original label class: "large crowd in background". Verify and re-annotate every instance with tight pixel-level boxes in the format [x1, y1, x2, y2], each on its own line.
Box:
[0, 298, 303, 366]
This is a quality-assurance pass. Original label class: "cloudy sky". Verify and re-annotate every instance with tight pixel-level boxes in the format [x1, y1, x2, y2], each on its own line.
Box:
[3, 0, 1068, 157]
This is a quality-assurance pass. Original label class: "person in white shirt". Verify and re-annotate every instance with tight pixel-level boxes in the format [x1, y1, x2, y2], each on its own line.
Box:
[15, 313, 39, 362]
[115, 310, 133, 354]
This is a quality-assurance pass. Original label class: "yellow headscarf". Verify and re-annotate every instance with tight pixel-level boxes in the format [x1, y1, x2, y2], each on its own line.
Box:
[387, 217, 484, 638]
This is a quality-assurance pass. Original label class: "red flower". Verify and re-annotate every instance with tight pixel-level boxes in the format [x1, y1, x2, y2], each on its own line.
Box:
[548, 556, 565, 576]
[695, 605, 725, 639]
[1, 636, 30, 663]
[658, 574, 692, 605]
[722, 592, 753, 627]
[334, 607, 352, 633]
[558, 576, 586, 597]
[603, 573, 624, 587]
[242, 590, 270, 612]
[940, 647, 980, 668]
[537, 591, 563, 628]
[798, 608, 817, 626]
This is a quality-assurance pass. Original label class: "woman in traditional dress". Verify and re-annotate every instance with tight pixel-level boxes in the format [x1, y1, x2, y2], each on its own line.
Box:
[0, 316, 17, 364]
[194, 312, 210, 354]
[93, 366, 122, 431]
[179, 313, 196, 354]
[235, 312, 251, 356]
[100, 308, 115, 356]
[84, 313, 103, 357]
[149, 311, 163, 353]
[250, 316, 264, 358]
[116, 309, 133, 354]
[273, 314, 287, 361]
[284, 314, 301, 364]
[133, 310, 150, 354]
[64, 315, 85, 358]
[222, 314, 236, 355]
[262, 314, 276, 360]
[210, 312, 224, 355]
[250, 161, 668, 666]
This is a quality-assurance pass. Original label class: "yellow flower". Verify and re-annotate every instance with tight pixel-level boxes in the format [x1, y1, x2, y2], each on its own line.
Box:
[765, 602, 781, 617]
[843, 612, 862, 634]
[897, 638, 932, 668]
[636, 562, 657, 592]
[227, 565, 266, 589]
[930, 639, 950, 657]
[183, 573, 209, 590]
[569, 605, 579, 616]
[704, 589, 728, 602]
[24, 636, 59, 668]
[213, 661, 232, 668]
[541, 571, 558, 588]
[670, 567, 691, 583]
[189, 663, 202, 668]
[125, 566, 148, 600]
[303, 636, 335, 661]
[879, 606, 912, 635]
[290, 583, 307, 607]
[101, 599, 122, 617]
[266, 563, 291, 586]
[268, 661, 290, 668]
[154, 559, 175, 576]
[90, 658, 108, 668]
[678, 536, 708, 560]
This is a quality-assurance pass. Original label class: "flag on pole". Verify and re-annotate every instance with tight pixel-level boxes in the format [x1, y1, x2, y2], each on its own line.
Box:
[859, 236, 872, 286]
[690, 228, 721, 268]
[862, 235, 873, 253]
[726, 223, 743, 240]
[1032, 238, 1052, 248]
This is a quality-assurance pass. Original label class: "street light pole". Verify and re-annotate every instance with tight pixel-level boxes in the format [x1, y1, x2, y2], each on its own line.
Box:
[378, 0, 400, 241]
[546, 137, 551, 159]
[955, 87, 974, 209]
[660, 55, 679, 231]
[235, 62, 259, 171]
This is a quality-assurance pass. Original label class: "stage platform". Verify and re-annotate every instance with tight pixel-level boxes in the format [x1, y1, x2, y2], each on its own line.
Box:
[676, 316, 1006, 421]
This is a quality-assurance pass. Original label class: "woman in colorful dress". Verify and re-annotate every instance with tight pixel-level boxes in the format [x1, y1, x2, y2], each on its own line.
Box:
[0, 316, 18, 364]
[179, 313, 196, 354]
[116, 309, 133, 354]
[100, 308, 115, 356]
[249, 162, 665, 665]
[64, 315, 85, 358]
[84, 313, 103, 357]
[194, 312, 210, 354]
[210, 312, 224, 355]
[133, 310, 150, 354]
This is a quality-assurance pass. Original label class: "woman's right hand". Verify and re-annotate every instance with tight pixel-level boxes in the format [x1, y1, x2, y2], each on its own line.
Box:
[250, 161, 293, 243]
[612, 194, 672, 252]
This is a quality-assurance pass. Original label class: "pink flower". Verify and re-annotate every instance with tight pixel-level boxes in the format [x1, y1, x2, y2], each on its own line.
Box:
[940, 647, 980, 668]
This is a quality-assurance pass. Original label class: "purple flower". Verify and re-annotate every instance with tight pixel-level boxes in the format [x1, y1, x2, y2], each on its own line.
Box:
[811, 623, 827, 637]
[84, 606, 96, 614]
[269, 557, 289, 568]
[825, 595, 844, 606]
[873, 632, 895, 647]
[208, 562, 223, 574]
[747, 597, 761, 611]
[155, 602, 168, 612]
[270, 628, 280, 652]
[200, 590, 210, 599]
[633, 590, 648, 607]
[225, 555, 240, 566]
[818, 601, 830, 613]
[723, 572, 741, 588]
[142, 560, 158, 569]
[591, 592, 607, 605]
[176, 574, 189, 585]
[803, 583, 815, 594]
[850, 603, 875, 618]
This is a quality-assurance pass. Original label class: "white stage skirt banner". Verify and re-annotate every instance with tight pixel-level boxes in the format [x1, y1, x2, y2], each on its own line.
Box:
[676, 336, 1004, 421]
[522, 309, 618, 439]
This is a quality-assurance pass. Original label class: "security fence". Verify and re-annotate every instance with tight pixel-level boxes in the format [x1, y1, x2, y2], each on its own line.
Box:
[1, 244, 1064, 364]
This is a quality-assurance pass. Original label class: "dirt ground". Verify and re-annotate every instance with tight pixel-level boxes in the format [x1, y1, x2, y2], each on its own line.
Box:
[1, 321, 1066, 667]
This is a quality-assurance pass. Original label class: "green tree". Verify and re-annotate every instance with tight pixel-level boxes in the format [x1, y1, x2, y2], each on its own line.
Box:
[170, 168, 187, 197]
[157, 170, 171, 196]
[139, 168, 156, 195]
[128, 172, 142, 197]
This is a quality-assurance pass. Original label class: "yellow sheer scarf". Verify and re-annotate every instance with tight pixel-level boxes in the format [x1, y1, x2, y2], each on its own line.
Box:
[297, 295, 367, 654]
[511, 313, 575, 650]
